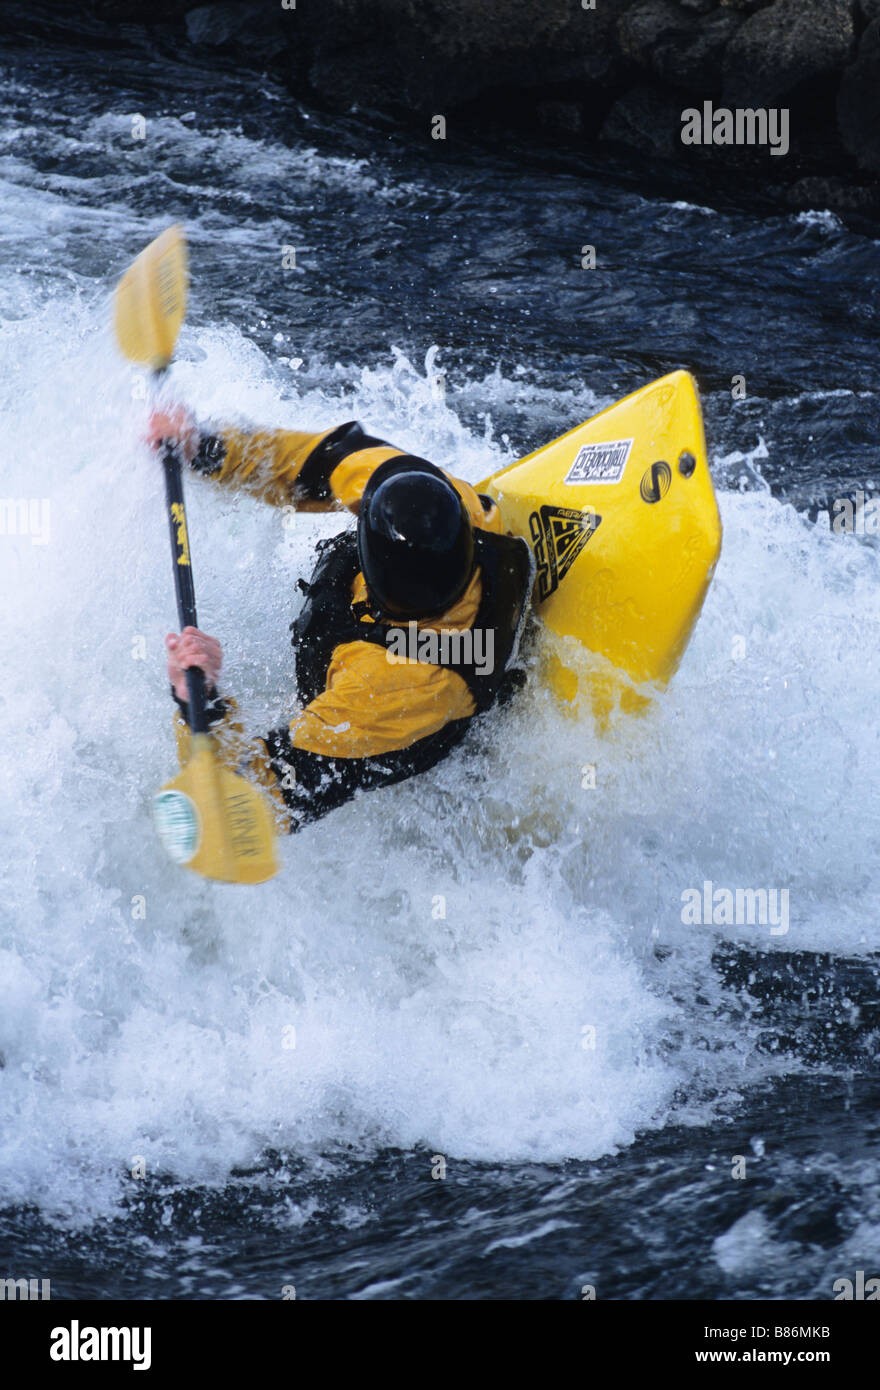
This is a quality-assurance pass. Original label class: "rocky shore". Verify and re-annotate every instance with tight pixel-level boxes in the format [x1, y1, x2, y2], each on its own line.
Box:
[7, 0, 880, 216]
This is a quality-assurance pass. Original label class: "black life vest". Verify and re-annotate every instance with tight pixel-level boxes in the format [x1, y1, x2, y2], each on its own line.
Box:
[290, 526, 534, 714]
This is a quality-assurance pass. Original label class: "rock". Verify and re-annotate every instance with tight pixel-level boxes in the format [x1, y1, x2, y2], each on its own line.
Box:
[185, 1, 288, 58]
[600, 84, 684, 158]
[618, 0, 690, 61]
[298, 0, 632, 113]
[785, 175, 880, 215]
[724, 0, 857, 106]
[536, 100, 584, 133]
[618, 1, 742, 92]
[186, 2, 258, 46]
[306, 0, 628, 65]
[44, 0, 880, 217]
[838, 19, 880, 171]
[531, 48, 623, 88]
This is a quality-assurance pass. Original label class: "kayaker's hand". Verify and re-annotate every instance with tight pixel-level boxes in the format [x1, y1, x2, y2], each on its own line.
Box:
[146, 405, 198, 462]
[166, 627, 223, 702]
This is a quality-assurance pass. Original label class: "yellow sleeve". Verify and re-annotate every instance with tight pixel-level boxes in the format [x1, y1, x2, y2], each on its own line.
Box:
[206, 427, 341, 509]
[194, 420, 504, 533]
[194, 422, 402, 512]
[288, 641, 476, 759]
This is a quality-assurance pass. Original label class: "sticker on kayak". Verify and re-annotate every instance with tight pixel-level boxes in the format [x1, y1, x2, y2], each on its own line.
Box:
[640, 460, 672, 504]
[564, 437, 633, 486]
[153, 789, 201, 864]
[529, 505, 602, 602]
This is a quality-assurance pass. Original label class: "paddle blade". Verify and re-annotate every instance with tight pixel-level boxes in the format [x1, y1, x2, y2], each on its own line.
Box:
[114, 224, 188, 370]
[153, 735, 280, 884]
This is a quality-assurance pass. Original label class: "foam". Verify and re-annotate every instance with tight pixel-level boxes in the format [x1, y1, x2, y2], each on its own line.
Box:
[1, 290, 878, 1222]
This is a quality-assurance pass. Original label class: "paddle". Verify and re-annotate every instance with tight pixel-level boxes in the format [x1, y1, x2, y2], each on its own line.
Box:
[114, 224, 279, 883]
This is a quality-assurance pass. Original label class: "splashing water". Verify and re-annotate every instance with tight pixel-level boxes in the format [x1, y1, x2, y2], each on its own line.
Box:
[1, 37, 879, 1296]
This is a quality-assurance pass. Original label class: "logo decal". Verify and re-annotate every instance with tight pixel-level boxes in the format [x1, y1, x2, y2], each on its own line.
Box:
[564, 438, 633, 486]
[170, 502, 191, 566]
[640, 460, 672, 504]
[529, 506, 601, 602]
[153, 789, 200, 864]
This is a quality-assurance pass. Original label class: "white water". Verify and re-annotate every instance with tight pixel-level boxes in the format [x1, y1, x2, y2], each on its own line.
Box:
[1, 275, 879, 1223]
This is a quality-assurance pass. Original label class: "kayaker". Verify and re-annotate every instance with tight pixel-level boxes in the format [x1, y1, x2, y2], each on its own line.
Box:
[146, 407, 534, 831]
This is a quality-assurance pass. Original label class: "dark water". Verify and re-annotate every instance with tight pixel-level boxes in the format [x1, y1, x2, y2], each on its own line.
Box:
[1, 19, 879, 1301]
[2, 1072, 878, 1301]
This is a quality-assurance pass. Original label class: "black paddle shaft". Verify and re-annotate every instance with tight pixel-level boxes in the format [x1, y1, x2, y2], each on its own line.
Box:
[162, 441, 209, 735]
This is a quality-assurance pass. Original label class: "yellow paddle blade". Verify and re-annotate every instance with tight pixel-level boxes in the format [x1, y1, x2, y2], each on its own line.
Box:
[153, 735, 280, 884]
[114, 224, 188, 370]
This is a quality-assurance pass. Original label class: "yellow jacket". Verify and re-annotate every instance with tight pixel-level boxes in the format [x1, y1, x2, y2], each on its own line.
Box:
[173, 420, 522, 829]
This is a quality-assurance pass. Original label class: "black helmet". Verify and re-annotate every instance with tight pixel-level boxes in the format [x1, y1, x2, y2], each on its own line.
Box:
[357, 457, 475, 619]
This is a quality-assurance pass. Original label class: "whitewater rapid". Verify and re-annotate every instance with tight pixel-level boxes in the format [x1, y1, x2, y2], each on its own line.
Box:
[1, 273, 878, 1225]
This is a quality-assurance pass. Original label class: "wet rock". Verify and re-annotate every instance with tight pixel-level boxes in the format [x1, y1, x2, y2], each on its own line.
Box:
[724, 0, 857, 106]
[185, 2, 288, 59]
[838, 19, 880, 171]
[536, 100, 584, 134]
[600, 84, 684, 158]
[785, 174, 880, 215]
[39, 0, 879, 214]
[297, 0, 631, 114]
[618, 1, 743, 92]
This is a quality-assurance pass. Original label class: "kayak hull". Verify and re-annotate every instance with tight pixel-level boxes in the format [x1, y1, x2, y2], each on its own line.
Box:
[478, 371, 722, 710]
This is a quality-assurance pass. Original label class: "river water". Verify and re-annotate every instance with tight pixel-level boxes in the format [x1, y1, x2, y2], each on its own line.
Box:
[1, 24, 879, 1301]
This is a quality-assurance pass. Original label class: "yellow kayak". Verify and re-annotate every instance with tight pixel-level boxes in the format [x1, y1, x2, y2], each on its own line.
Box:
[479, 370, 722, 714]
